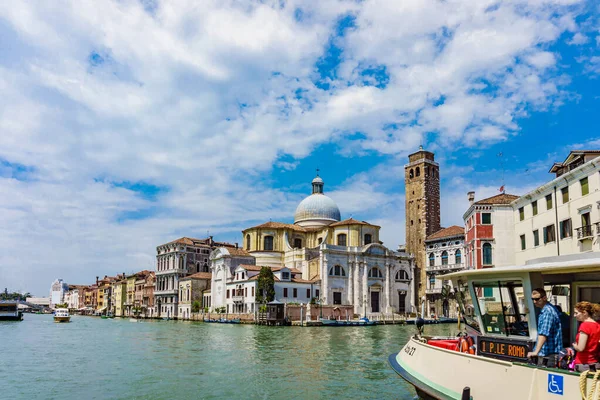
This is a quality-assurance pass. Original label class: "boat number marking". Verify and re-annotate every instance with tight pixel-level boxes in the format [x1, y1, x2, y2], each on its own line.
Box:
[404, 346, 416, 356]
[547, 374, 563, 396]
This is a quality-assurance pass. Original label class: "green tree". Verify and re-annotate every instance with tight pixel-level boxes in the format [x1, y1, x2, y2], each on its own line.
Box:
[192, 300, 201, 313]
[255, 266, 275, 304]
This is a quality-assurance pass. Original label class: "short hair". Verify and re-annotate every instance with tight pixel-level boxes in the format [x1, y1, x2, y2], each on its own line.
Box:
[532, 288, 547, 297]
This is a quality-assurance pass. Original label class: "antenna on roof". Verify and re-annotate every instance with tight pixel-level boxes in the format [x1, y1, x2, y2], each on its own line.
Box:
[316, 167, 320, 176]
[498, 152, 505, 194]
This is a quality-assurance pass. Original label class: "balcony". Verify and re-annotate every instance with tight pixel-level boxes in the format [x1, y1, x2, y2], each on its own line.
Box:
[155, 268, 187, 276]
[425, 263, 465, 273]
[426, 288, 442, 295]
[232, 295, 245, 303]
[154, 289, 177, 296]
[576, 225, 593, 240]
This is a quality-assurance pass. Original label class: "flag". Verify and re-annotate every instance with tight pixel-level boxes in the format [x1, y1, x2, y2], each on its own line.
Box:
[499, 185, 505, 193]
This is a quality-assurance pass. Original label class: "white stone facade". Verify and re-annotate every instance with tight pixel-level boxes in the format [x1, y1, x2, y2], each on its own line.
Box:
[513, 156, 600, 264]
[49, 279, 68, 308]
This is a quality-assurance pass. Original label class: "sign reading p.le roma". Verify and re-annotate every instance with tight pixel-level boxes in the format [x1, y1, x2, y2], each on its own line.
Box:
[477, 337, 532, 362]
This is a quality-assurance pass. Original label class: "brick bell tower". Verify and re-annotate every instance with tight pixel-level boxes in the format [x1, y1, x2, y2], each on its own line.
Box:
[405, 146, 441, 310]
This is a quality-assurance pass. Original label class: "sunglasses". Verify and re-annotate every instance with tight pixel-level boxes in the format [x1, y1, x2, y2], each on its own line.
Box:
[531, 297, 543, 301]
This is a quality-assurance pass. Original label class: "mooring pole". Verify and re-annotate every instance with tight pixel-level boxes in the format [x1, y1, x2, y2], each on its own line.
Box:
[461, 386, 471, 400]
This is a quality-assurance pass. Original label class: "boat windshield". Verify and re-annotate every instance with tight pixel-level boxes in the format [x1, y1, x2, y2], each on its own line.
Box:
[473, 280, 529, 337]
[455, 280, 480, 333]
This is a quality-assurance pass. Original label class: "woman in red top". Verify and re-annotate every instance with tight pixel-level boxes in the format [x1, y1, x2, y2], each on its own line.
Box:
[572, 301, 600, 368]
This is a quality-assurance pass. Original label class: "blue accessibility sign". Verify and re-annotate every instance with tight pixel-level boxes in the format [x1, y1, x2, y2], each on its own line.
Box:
[548, 373, 563, 395]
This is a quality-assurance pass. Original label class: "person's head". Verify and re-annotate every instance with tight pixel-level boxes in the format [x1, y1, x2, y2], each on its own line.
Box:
[574, 301, 600, 322]
[531, 288, 547, 308]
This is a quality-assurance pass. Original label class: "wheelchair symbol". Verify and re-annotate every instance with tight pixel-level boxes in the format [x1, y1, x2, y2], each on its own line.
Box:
[548, 374, 563, 395]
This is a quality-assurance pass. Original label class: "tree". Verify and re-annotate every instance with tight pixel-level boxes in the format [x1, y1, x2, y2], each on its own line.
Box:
[192, 300, 201, 313]
[255, 266, 275, 304]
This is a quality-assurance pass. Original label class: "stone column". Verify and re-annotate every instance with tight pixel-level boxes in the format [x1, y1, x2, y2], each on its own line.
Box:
[363, 262, 368, 315]
[353, 260, 360, 313]
[385, 263, 391, 312]
[347, 262, 353, 305]
[322, 253, 328, 304]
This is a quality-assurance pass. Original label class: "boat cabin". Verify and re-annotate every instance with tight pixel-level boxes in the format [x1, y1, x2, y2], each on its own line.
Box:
[0, 301, 23, 321]
[444, 257, 600, 363]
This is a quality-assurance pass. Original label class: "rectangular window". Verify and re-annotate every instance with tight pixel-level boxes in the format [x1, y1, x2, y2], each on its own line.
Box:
[306, 289, 310, 298]
[531, 201, 538, 216]
[316, 289, 320, 299]
[474, 281, 529, 337]
[581, 177, 589, 196]
[519, 207, 524, 221]
[245, 287, 248, 297]
[293, 288, 297, 298]
[282, 272, 290, 280]
[543, 224, 556, 244]
[546, 194, 552, 210]
[561, 187, 569, 204]
[226, 290, 230, 299]
[482, 213, 491, 224]
[533, 230, 539, 247]
[520, 235, 526, 250]
[252, 287, 254, 297]
[483, 287, 493, 298]
[559, 219, 572, 239]
[283, 288, 288, 298]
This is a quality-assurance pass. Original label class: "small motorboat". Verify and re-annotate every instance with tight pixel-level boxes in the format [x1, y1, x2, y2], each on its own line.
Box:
[53, 308, 71, 323]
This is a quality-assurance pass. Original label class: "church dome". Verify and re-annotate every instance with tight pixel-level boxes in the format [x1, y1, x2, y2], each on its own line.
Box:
[294, 173, 341, 227]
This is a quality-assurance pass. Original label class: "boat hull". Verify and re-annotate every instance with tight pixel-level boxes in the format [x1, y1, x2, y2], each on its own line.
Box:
[53, 317, 71, 323]
[389, 337, 597, 399]
[0, 314, 23, 321]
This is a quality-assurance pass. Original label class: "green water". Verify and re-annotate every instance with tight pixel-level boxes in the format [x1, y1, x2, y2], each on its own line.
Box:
[2, 315, 454, 399]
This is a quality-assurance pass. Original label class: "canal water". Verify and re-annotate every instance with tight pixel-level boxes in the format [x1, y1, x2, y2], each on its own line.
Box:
[2, 315, 454, 399]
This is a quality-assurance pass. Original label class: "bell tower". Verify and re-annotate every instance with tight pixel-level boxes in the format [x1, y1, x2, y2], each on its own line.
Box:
[405, 146, 441, 307]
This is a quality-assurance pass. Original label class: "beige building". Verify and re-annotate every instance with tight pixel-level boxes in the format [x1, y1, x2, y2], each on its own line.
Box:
[112, 279, 127, 317]
[513, 150, 600, 265]
[178, 272, 212, 320]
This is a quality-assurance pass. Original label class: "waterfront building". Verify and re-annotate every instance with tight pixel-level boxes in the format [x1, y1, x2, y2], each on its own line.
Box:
[463, 192, 519, 269]
[83, 285, 98, 311]
[64, 285, 85, 311]
[155, 237, 236, 319]
[178, 272, 212, 319]
[25, 297, 50, 308]
[513, 150, 600, 264]
[424, 226, 465, 318]
[49, 279, 69, 308]
[112, 279, 127, 317]
[404, 147, 441, 309]
[209, 247, 256, 312]
[142, 272, 155, 318]
[239, 174, 414, 316]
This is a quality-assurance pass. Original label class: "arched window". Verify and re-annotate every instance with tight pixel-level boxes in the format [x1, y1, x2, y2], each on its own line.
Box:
[179, 257, 184, 269]
[328, 265, 346, 277]
[364, 234, 372, 245]
[416, 167, 420, 177]
[196, 262, 200, 273]
[441, 251, 448, 265]
[429, 253, 435, 267]
[483, 243, 492, 265]
[318, 237, 323, 244]
[368, 267, 383, 278]
[263, 236, 274, 251]
[246, 234, 251, 250]
[203, 262, 209, 272]
[395, 270, 409, 281]
[455, 250, 462, 265]
[294, 238, 302, 248]
[337, 233, 347, 246]
[409, 169, 414, 178]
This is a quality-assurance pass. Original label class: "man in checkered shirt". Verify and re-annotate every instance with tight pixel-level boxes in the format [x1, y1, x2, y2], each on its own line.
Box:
[527, 288, 563, 367]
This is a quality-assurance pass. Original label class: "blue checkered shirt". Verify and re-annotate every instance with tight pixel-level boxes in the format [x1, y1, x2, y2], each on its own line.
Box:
[537, 303, 563, 356]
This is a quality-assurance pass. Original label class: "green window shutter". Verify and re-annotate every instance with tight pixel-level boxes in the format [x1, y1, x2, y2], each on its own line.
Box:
[483, 287, 493, 297]
[581, 178, 589, 196]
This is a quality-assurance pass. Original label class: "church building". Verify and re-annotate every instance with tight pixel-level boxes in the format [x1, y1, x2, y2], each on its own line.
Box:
[228, 174, 415, 316]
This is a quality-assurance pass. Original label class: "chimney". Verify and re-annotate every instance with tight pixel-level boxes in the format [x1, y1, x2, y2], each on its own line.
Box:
[96, 276, 99, 285]
[468, 191, 475, 205]
[235, 242, 238, 249]
[210, 235, 214, 246]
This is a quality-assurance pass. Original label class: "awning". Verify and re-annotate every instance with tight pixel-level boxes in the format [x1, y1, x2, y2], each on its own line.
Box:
[97, 307, 107, 312]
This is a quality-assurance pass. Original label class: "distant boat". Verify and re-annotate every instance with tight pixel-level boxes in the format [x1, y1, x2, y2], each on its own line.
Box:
[203, 318, 241, 324]
[0, 301, 23, 321]
[53, 308, 71, 323]
[319, 317, 374, 326]
[162, 317, 170, 321]
[129, 318, 138, 323]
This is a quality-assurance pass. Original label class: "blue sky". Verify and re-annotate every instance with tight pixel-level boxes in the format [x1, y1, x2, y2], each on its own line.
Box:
[1, 0, 599, 295]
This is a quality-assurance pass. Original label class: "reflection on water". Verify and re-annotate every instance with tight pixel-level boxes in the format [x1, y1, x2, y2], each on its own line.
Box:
[1, 315, 454, 399]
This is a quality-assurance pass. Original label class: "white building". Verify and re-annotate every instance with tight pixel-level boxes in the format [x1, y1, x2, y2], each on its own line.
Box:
[209, 247, 257, 312]
[424, 226, 465, 317]
[49, 279, 69, 308]
[513, 150, 600, 264]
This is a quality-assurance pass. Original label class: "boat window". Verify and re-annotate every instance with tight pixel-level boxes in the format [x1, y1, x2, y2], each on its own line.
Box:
[455, 280, 480, 333]
[473, 281, 529, 337]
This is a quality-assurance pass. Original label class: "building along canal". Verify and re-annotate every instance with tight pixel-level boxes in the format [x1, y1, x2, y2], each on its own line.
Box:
[2, 314, 454, 399]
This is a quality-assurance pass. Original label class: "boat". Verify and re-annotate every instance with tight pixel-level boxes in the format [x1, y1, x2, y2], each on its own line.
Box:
[129, 318, 138, 322]
[388, 257, 600, 399]
[53, 308, 71, 323]
[0, 301, 23, 321]
[319, 317, 375, 326]
[203, 318, 241, 324]
[405, 317, 458, 325]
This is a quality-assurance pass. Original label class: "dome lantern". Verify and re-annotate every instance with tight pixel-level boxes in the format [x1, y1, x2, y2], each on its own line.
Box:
[294, 172, 341, 228]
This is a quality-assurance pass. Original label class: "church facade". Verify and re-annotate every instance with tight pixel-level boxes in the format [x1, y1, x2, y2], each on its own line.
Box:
[234, 174, 415, 316]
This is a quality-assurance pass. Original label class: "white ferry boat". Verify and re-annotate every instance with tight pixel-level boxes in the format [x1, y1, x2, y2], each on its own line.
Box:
[53, 308, 71, 323]
[0, 301, 23, 321]
[389, 257, 600, 399]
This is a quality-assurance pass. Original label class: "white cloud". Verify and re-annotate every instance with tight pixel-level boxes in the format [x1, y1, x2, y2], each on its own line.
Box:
[0, 0, 587, 293]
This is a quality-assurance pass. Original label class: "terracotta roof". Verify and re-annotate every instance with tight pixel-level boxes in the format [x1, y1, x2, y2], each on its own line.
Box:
[473, 193, 519, 205]
[291, 277, 318, 284]
[239, 264, 263, 272]
[426, 226, 464, 241]
[182, 272, 212, 280]
[248, 275, 280, 281]
[329, 218, 380, 228]
[224, 247, 252, 257]
[160, 237, 237, 248]
[246, 221, 307, 232]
